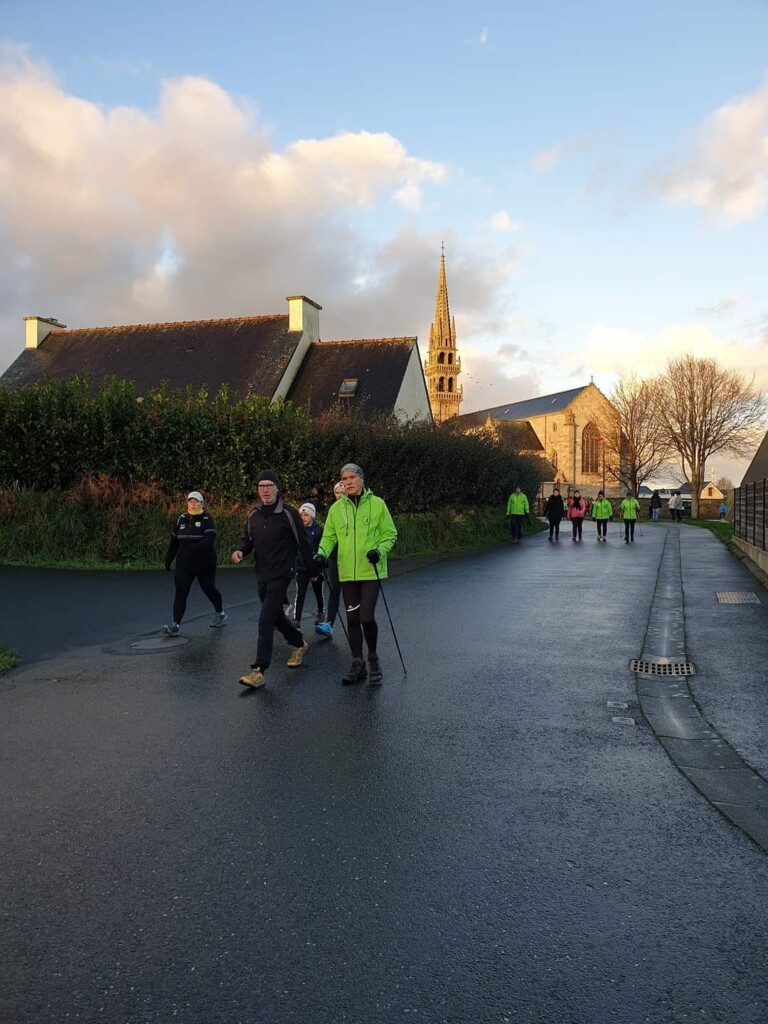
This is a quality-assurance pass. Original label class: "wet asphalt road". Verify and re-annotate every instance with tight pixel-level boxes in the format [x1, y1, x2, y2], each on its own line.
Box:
[2, 525, 768, 1024]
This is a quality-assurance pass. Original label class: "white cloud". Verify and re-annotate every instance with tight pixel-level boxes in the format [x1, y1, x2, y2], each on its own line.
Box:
[489, 209, 521, 233]
[479, 28, 489, 46]
[0, 53, 456, 369]
[650, 78, 768, 223]
[531, 133, 601, 172]
[694, 295, 743, 318]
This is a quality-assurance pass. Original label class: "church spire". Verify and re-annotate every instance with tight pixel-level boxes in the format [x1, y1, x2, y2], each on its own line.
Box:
[424, 246, 463, 424]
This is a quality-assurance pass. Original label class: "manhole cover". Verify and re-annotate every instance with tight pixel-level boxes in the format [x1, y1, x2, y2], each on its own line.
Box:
[716, 592, 761, 604]
[129, 637, 189, 650]
[630, 659, 695, 677]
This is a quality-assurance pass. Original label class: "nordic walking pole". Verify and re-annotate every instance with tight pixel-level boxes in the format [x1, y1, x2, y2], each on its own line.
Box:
[373, 563, 407, 677]
[322, 570, 349, 644]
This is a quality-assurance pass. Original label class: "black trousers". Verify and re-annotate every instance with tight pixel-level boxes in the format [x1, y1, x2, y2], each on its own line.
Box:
[173, 566, 222, 623]
[341, 580, 380, 659]
[325, 555, 342, 627]
[548, 516, 561, 540]
[510, 515, 525, 541]
[624, 519, 636, 541]
[596, 519, 608, 537]
[571, 517, 583, 540]
[294, 569, 324, 621]
[255, 576, 303, 669]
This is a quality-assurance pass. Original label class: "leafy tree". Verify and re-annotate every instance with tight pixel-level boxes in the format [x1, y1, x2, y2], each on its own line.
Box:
[656, 356, 766, 518]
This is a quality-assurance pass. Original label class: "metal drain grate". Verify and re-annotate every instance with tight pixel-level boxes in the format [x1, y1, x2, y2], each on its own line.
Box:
[630, 659, 695, 677]
[716, 591, 761, 605]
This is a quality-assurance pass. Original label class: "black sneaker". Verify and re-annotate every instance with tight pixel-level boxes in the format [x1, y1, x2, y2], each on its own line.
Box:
[342, 658, 367, 685]
[368, 654, 383, 685]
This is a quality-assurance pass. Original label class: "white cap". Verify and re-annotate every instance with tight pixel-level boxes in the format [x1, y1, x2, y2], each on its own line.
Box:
[299, 502, 317, 520]
[187, 491, 204, 503]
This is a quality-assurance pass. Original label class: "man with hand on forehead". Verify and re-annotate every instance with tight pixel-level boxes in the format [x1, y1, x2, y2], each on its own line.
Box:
[231, 470, 314, 689]
[314, 463, 397, 685]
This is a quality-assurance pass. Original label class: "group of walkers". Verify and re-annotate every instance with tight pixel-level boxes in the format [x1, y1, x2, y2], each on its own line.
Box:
[520, 488, 644, 544]
[162, 464, 397, 689]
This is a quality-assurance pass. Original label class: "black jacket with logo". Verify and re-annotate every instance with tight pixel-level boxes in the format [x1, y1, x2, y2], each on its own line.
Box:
[237, 498, 313, 582]
[165, 511, 217, 571]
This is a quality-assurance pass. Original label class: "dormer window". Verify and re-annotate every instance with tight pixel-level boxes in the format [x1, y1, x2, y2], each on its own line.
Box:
[339, 378, 359, 397]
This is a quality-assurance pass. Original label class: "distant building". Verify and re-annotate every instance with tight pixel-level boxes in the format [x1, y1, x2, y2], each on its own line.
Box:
[424, 249, 463, 424]
[1, 297, 432, 424]
[455, 383, 621, 495]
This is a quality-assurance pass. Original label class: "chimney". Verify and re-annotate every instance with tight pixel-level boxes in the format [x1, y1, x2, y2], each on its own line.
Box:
[271, 296, 323, 402]
[24, 316, 67, 350]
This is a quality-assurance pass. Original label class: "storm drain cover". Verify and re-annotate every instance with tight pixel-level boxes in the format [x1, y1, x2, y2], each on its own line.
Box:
[716, 591, 761, 604]
[129, 637, 189, 651]
[630, 659, 695, 677]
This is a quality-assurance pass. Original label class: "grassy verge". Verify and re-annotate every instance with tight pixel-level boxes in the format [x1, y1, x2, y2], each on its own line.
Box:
[0, 646, 20, 674]
[684, 519, 734, 545]
[0, 493, 530, 568]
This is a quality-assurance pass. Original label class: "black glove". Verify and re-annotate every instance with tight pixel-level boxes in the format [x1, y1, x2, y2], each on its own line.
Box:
[366, 549, 380, 565]
[313, 554, 327, 573]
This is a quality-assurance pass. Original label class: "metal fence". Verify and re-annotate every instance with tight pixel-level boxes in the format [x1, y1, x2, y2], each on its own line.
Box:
[734, 479, 768, 552]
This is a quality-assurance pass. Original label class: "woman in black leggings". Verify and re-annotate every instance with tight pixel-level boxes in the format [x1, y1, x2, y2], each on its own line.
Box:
[163, 491, 226, 635]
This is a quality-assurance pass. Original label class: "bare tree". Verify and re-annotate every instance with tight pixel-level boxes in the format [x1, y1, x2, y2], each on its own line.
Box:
[715, 475, 734, 492]
[656, 355, 766, 518]
[598, 375, 668, 493]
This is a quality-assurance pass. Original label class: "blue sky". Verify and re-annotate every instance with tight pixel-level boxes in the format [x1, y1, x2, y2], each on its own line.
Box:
[2, 0, 767, 480]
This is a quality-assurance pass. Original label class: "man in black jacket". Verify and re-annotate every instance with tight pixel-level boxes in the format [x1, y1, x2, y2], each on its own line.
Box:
[231, 470, 314, 688]
[163, 490, 226, 635]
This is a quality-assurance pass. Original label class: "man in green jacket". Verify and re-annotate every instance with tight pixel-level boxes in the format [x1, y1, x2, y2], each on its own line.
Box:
[620, 491, 641, 543]
[505, 486, 530, 544]
[591, 490, 613, 543]
[315, 463, 397, 686]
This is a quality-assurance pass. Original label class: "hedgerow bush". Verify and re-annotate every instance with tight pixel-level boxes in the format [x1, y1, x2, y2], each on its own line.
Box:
[0, 378, 542, 513]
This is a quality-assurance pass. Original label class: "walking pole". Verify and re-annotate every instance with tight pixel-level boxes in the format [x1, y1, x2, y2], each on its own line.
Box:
[322, 570, 350, 645]
[373, 563, 408, 677]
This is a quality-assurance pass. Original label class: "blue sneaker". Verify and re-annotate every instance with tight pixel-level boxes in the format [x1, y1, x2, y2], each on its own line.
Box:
[162, 622, 180, 636]
[315, 621, 333, 639]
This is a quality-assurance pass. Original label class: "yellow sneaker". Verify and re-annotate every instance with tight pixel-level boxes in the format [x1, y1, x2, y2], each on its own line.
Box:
[239, 668, 265, 688]
[286, 640, 309, 668]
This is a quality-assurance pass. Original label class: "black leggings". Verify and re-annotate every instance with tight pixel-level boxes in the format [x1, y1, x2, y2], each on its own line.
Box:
[341, 580, 380, 659]
[548, 517, 560, 540]
[624, 519, 636, 541]
[294, 569, 324, 621]
[596, 519, 607, 537]
[173, 566, 222, 623]
[571, 518, 583, 540]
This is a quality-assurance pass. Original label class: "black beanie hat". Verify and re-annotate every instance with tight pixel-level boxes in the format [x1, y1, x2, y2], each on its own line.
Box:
[257, 470, 280, 487]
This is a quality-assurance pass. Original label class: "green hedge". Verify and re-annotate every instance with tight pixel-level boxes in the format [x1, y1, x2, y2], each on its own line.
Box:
[0, 490, 535, 568]
[0, 378, 542, 512]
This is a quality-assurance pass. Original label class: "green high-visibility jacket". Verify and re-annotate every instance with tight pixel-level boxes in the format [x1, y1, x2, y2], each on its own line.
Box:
[318, 489, 397, 582]
[506, 492, 530, 516]
[621, 498, 640, 520]
[592, 498, 613, 520]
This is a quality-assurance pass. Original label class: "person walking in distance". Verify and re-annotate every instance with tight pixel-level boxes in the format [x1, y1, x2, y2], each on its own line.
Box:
[163, 491, 226, 635]
[314, 463, 397, 686]
[316, 481, 345, 640]
[591, 490, 613, 542]
[293, 502, 325, 628]
[567, 490, 587, 542]
[543, 487, 565, 542]
[650, 490, 662, 523]
[505, 485, 530, 544]
[621, 490, 641, 543]
[231, 471, 314, 689]
[668, 491, 683, 522]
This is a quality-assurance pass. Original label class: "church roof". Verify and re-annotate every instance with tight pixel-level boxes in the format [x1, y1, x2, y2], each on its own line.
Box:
[493, 419, 544, 452]
[455, 385, 588, 426]
[741, 430, 768, 485]
[1, 315, 298, 398]
[287, 338, 417, 418]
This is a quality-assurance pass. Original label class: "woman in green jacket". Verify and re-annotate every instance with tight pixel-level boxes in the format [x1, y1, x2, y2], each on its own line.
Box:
[620, 491, 641, 543]
[315, 463, 397, 685]
[591, 491, 613, 543]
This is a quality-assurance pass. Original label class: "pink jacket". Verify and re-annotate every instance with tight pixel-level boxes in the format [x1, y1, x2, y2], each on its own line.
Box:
[567, 497, 587, 519]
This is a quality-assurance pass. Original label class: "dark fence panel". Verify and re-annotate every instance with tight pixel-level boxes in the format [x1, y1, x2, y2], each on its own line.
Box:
[734, 479, 767, 552]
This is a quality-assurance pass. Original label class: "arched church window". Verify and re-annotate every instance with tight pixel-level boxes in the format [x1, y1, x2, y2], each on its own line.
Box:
[581, 422, 600, 475]
[448, 377, 454, 392]
[447, 352, 453, 364]
[550, 449, 558, 471]
[438, 377, 445, 392]
[437, 352, 445, 364]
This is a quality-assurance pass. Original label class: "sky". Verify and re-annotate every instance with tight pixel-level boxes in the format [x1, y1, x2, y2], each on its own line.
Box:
[2, 0, 768, 483]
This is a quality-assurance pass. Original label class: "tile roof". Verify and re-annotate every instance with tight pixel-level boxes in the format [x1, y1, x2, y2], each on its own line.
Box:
[493, 419, 544, 452]
[1, 315, 299, 398]
[741, 430, 768, 485]
[455, 385, 588, 425]
[287, 338, 418, 419]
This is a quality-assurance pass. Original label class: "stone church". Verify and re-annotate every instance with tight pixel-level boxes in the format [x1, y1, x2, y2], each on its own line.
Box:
[424, 248, 463, 424]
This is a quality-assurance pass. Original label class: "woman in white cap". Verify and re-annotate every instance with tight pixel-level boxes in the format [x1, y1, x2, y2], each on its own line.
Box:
[293, 501, 325, 627]
[163, 490, 226, 635]
[314, 463, 397, 685]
